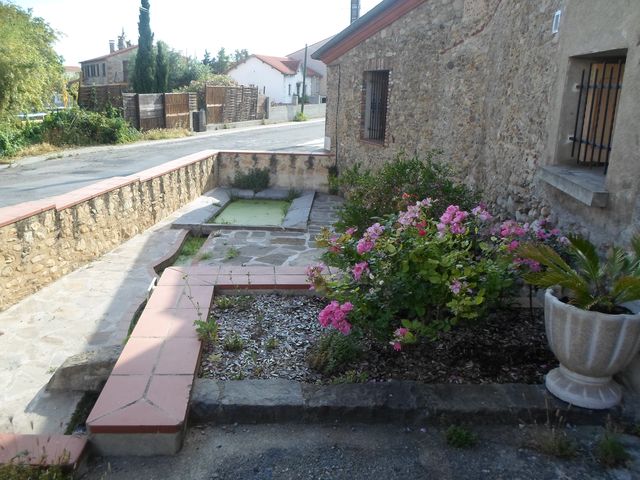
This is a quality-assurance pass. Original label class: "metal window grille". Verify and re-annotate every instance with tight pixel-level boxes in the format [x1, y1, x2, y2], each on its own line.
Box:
[364, 70, 389, 142]
[570, 59, 625, 174]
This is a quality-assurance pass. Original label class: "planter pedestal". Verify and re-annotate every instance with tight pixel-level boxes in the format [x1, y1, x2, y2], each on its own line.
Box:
[544, 289, 640, 410]
[545, 365, 621, 409]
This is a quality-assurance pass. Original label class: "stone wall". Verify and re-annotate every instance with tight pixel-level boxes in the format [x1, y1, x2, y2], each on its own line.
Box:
[216, 151, 334, 192]
[324, 0, 640, 246]
[268, 104, 326, 123]
[0, 151, 217, 311]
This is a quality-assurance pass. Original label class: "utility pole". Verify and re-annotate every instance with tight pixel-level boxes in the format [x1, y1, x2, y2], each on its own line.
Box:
[301, 43, 308, 114]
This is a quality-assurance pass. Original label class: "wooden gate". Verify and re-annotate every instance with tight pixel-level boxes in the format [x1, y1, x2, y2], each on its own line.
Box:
[164, 93, 190, 129]
[205, 86, 225, 124]
[138, 94, 165, 130]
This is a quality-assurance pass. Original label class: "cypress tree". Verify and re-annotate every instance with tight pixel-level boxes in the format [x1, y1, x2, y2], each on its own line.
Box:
[155, 41, 169, 92]
[133, 0, 155, 93]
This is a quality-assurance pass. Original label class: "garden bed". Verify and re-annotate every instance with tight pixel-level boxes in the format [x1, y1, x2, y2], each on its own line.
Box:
[199, 294, 556, 384]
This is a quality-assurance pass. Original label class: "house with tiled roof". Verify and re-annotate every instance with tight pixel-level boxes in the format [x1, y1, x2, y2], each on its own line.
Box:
[80, 43, 138, 87]
[227, 53, 322, 104]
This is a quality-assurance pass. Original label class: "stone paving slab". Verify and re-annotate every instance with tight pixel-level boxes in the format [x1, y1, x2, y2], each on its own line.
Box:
[0, 432, 88, 468]
[192, 193, 342, 269]
[0, 197, 213, 435]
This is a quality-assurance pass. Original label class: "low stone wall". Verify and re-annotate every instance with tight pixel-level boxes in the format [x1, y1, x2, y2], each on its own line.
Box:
[0, 151, 217, 311]
[216, 151, 334, 192]
[268, 104, 326, 122]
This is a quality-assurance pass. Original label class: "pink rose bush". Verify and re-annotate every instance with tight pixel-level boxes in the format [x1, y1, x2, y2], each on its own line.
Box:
[314, 195, 564, 351]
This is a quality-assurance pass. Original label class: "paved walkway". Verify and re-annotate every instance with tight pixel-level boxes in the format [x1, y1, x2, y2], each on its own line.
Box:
[194, 193, 341, 268]
[0, 192, 341, 435]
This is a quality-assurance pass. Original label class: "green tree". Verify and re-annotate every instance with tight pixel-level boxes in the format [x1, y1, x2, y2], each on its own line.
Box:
[212, 48, 230, 74]
[0, 3, 64, 118]
[233, 49, 249, 64]
[133, 0, 155, 93]
[155, 41, 169, 92]
[202, 49, 212, 67]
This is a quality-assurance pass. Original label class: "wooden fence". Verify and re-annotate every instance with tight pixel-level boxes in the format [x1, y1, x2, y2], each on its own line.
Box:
[78, 84, 129, 111]
[205, 85, 261, 124]
[123, 92, 197, 131]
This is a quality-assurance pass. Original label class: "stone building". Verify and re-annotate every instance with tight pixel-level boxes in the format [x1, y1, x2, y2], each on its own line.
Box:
[313, 0, 640, 246]
[80, 43, 138, 87]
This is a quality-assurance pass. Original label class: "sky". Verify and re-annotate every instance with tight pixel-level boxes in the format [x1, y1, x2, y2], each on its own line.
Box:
[12, 0, 381, 65]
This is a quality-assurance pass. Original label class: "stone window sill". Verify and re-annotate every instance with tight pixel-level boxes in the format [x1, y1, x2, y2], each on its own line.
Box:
[539, 165, 609, 208]
[359, 138, 386, 147]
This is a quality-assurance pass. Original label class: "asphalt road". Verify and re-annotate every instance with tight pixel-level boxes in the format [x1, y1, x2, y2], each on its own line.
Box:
[83, 423, 640, 480]
[0, 120, 325, 208]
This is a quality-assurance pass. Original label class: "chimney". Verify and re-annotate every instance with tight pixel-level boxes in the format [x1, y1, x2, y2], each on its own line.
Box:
[350, 0, 360, 23]
[109, 40, 115, 53]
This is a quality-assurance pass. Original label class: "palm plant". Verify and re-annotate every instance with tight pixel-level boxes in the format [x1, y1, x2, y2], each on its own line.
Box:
[517, 235, 640, 313]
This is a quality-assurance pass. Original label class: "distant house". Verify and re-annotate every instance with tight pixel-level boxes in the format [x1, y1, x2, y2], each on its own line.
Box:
[227, 54, 322, 104]
[80, 42, 138, 87]
[287, 37, 333, 102]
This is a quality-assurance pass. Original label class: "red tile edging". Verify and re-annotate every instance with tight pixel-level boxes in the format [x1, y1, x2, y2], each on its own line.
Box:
[86, 265, 310, 440]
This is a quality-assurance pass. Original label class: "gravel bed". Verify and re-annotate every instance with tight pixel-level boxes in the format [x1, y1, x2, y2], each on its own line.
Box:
[200, 294, 326, 382]
[199, 295, 555, 384]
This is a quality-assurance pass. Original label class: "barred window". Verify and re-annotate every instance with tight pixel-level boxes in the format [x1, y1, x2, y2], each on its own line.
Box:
[362, 70, 389, 143]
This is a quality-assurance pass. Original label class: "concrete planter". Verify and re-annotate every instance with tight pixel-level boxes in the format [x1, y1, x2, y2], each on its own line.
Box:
[544, 289, 640, 409]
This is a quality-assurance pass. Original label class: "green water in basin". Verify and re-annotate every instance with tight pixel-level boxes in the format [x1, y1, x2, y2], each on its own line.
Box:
[210, 199, 291, 226]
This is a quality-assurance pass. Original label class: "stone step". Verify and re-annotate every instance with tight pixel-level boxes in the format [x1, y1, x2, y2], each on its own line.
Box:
[0, 433, 88, 470]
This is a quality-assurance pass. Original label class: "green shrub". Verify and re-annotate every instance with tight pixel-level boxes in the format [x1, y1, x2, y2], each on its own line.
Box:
[0, 121, 43, 157]
[223, 332, 245, 352]
[311, 200, 517, 343]
[232, 167, 270, 192]
[0, 464, 72, 479]
[333, 152, 479, 233]
[596, 434, 629, 468]
[307, 331, 362, 375]
[293, 111, 308, 122]
[445, 425, 477, 448]
[41, 108, 140, 146]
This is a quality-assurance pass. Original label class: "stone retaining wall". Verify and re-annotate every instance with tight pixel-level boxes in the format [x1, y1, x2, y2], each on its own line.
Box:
[216, 151, 334, 192]
[0, 150, 333, 312]
[0, 151, 217, 311]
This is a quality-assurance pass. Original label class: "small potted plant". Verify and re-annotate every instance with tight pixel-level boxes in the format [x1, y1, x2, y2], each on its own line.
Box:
[517, 235, 640, 409]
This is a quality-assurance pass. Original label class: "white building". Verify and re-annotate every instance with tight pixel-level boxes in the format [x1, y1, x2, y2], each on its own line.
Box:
[287, 37, 333, 102]
[227, 54, 322, 104]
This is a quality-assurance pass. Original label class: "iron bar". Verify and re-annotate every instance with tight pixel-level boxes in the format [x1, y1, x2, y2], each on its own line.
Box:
[571, 68, 586, 158]
[597, 62, 613, 165]
[589, 65, 604, 166]
[604, 59, 623, 173]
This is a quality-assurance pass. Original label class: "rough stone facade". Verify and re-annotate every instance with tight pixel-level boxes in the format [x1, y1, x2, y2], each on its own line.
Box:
[323, 0, 640, 246]
[216, 151, 334, 192]
[0, 154, 216, 311]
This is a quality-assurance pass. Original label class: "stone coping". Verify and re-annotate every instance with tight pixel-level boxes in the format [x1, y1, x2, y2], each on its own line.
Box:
[190, 379, 634, 427]
[0, 149, 218, 228]
[0, 433, 88, 469]
[85, 265, 311, 455]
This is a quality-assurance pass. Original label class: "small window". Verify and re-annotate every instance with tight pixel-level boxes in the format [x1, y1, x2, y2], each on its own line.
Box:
[569, 57, 625, 173]
[102, 63, 106, 76]
[123, 60, 129, 83]
[362, 70, 390, 143]
[288, 84, 291, 96]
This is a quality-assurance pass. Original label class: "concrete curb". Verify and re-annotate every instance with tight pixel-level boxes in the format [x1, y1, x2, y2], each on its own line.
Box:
[190, 379, 639, 427]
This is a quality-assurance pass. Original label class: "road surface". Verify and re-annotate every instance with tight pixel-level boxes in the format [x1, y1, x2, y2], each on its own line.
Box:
[0, 120, 325, 208]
